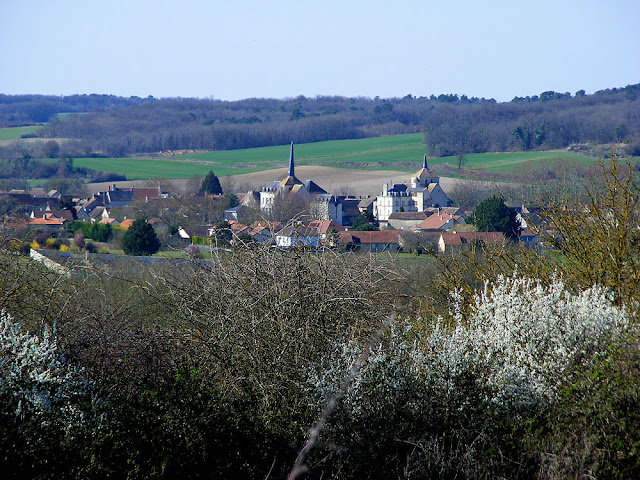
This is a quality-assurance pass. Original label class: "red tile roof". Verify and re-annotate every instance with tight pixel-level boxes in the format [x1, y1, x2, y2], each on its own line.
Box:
[132, 187, 163, 202]
[28, 217, 65, 226]
[417, 214, 463, 231]
[308, 220, 346, 234]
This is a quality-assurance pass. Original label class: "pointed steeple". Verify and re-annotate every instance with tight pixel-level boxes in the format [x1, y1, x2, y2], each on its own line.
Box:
[288, 142, 295, 178]
[423, 154, 428, 170]
[279, 141, 302, 187]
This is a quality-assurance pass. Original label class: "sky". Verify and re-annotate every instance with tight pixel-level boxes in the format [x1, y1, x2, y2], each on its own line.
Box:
[1, 0, 639, 103]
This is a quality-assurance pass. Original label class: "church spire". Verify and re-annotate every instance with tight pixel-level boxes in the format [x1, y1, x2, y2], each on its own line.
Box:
[423, 154, 428, 170]
[288, 142, 295, 177]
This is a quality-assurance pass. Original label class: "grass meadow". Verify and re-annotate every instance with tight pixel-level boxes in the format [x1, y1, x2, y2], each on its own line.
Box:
[0, 125, 43, 140]
[67, 133, 596, 179]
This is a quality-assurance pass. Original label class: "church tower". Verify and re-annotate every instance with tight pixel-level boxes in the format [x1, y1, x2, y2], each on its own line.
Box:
[279, 142, 302, 186]
[411, 155, 439, 188]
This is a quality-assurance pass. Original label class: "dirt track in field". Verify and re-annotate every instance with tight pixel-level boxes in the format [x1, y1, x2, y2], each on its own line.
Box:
[86, 166, 504, 197]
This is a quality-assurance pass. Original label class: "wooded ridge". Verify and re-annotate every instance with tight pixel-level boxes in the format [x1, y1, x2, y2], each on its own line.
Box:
[1, 84, 638, 159]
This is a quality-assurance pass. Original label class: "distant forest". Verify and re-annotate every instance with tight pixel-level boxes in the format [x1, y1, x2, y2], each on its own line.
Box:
[1, 85, 638, 158]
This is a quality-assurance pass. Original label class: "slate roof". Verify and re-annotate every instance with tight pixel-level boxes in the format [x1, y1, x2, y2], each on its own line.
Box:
[106, 189, 134, 203]
[303, 180, 328, 195]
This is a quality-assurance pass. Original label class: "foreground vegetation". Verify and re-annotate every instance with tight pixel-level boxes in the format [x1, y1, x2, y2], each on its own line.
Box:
[1, 158, 639, 479]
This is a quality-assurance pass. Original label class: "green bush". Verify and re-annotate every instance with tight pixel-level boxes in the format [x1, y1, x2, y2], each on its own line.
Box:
[68, 221, 113, 242]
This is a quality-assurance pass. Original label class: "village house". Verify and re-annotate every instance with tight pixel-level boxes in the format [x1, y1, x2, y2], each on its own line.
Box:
[417, 210, 466, 232]
[30, 207, 74, 223]
[438, 231, 505, 254]
[275, 225, 320, 248]
[338, 230, 401, 252]
[77, 184, 169, 220]
[386, 211, 433, 230]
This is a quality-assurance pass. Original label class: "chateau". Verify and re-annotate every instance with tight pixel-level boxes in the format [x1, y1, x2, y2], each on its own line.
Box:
[376, 155, 452, 223]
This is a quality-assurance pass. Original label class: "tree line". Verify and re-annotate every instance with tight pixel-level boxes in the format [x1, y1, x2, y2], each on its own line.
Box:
[1, 85, 638, 159]
[0, 94, 153, 126]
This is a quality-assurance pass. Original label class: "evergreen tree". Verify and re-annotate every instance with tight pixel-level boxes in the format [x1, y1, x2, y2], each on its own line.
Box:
[351, 210, 379, 231]
[200, 171, 223, 195]
[121, 219, 161, 256]
[469, 195, 520, 239]
[224, 192, 239, 208]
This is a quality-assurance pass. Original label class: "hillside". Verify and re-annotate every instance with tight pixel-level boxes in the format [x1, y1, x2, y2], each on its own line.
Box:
[0, 84, 637, 161]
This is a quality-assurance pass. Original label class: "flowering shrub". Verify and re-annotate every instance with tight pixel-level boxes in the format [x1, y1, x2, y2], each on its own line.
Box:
[461, 275, 628, 406]
[0, 310, 93, 419]
[306, 275, 630, 477]
[313, 274, 628, 411]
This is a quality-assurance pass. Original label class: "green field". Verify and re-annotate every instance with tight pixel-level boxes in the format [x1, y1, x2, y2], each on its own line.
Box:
[175, 134, 597, 173]
[54, 133, 600, 179]
[0, 125, 43, 140]
[71, 157, 223, 179]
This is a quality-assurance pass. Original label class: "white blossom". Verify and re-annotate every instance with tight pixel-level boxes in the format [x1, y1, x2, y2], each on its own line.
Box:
[0, 310, 93, 422]
[309, 275, 629, 416]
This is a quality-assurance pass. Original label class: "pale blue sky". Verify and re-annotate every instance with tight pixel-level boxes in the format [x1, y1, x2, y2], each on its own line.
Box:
[1, 0, 638, 102]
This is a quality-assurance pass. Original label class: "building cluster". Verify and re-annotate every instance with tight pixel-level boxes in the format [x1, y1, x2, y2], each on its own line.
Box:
[1, 184, 168, 233]
[3, 143, 536, 254]
[205, 144, 513, 253]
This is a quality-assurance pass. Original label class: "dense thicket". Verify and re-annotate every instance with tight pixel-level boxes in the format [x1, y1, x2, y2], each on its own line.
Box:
[2, 84, 636, 158]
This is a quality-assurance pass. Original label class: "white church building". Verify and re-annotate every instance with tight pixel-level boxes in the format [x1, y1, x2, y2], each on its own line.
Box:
[244, 143, 344, 224]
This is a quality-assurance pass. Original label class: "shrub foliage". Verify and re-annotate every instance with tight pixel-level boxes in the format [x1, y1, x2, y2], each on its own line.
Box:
[1, 157, 640, 478]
